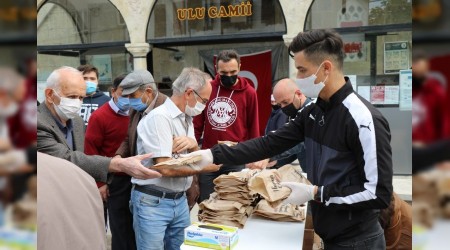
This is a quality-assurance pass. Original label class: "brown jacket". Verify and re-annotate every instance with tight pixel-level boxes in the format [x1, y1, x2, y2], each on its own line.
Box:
[385, 193, 412, 250]
[115, 93, 167, 158]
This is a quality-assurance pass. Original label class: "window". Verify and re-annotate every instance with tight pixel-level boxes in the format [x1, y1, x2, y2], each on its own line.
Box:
[305, 0, 412, 107]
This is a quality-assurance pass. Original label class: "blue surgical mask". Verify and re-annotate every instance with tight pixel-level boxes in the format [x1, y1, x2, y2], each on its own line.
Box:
[116, 96, 130, 112]
[86, 81, 97, 95]
[129, 93, 147, 111]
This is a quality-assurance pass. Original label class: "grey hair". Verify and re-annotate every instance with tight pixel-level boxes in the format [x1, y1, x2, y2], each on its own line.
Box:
[138, 83, 158, 94]
[46, 66, 82, 91]
[0, 68, 24, 93]
[172, 67, 210, 95]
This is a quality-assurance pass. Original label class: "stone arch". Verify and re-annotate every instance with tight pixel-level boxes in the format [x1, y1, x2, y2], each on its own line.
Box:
[278, 0, 314, 78]
[278, 0, 314, 42]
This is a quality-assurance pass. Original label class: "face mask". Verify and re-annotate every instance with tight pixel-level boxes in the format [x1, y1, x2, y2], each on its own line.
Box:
[129, 91, 148, 112]
[281, 103, 298, 118]
[185, 94, 206, 117]
[52, 90, 82, 121]
[271, 104, 281, 111]
[116, 96, 130, 112]
[412, 76, 426, 88]
[0, 102, 18, 118]
[86, 81, 97, 95]
[295, 62, 327, 98]
[220, 75, 238, 88]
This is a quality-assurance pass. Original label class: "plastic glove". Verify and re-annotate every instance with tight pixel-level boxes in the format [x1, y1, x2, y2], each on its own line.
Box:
[179, 149, 214, 169]
[281, 182, 316, 205]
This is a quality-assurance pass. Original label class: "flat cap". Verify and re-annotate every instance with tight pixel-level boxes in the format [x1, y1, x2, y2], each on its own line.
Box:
[120, 69, 155, 95]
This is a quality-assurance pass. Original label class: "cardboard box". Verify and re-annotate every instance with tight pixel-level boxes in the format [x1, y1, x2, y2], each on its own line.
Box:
[184, 222, 239, 250]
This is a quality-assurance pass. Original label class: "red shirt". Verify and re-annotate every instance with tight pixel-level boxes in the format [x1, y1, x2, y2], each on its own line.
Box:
[84, 101, 129, 187]
[8, 76, 37, 148]
[412, 78, 449, 144]
[194, 75, 260, 149]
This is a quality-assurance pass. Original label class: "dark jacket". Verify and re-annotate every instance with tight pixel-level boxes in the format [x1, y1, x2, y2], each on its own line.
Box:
[37, 103, 110, 182]
[265, 108, 288, 135]
[210, 81, 393, 242]
[79, 90, 110, 126]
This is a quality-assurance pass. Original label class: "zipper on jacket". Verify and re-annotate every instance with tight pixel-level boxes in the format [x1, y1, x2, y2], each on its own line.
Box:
[348, 210, 352, 221]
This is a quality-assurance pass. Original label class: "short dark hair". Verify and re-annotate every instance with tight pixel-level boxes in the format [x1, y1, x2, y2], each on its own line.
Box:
[112, 73, 128, 89]
[77, 64, 99, 78]
[289, 29, 345, 70]
[216, 49, 240, 66]
[412, 49, 428, 62]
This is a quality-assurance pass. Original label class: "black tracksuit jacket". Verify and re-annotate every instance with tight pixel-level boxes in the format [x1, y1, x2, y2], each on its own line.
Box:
[211, 81, 393, 242]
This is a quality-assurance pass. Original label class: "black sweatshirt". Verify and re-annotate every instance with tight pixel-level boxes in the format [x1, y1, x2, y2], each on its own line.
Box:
[211, 81, 393, 242]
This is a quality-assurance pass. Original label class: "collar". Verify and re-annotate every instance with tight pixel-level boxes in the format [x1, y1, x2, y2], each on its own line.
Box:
[165, 98, 183, 119]
[164, 98, 193, 124]
[53, 115, 73, 131]
[109, 99, 129, 116]
[144, 92, 159, 115]
[316, 80, 353, 111]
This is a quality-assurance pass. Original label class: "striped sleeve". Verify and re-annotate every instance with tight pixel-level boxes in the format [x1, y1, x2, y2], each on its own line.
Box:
[323, 93, 393, 209]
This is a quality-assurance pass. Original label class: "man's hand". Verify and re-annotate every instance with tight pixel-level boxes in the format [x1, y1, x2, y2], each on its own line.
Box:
[246, 159, 270, 170]
[99, 185, 109, 202]
[267, 160, 277, 168]
[110, 153, 162, 179]
[173, 136, 198, 153]
[281, 182, 316, 205]
[179, 149, 214, 169]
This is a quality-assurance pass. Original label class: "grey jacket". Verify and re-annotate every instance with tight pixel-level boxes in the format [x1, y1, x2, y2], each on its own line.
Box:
[37, 103, 110, 182]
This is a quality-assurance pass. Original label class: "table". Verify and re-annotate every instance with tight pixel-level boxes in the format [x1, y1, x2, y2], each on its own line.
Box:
[419, 219, 450, 250]
[181, 213, 305, 250]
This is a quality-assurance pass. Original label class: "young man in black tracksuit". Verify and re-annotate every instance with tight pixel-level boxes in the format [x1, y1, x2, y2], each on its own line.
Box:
[184, 29, 393, 249]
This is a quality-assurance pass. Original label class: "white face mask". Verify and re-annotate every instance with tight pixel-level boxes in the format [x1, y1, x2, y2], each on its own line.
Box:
[185, 96, 206, 117]
[52, 90, 82, 121]
[0, 102, 18, 118]
[295, 62, 328, 98]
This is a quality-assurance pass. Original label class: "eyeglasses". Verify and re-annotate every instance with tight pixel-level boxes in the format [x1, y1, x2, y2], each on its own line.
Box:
[192, 89, 208, 105]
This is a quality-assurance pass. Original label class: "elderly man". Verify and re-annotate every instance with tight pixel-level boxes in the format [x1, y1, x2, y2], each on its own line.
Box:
[111, 69, 168, 250]
[130, 67, 212, 250]
[37, 66, 161, 184]
[269, 78, 312, 170]
[115, 69, 168, 161]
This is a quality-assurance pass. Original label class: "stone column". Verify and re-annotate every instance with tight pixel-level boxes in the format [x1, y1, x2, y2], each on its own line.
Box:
[125, 43, 150, 70]
[283, 35, 297, 79]
[37, 0, 45, 10]
[109, 0, 156, 70]
[279, 0, 314, 79]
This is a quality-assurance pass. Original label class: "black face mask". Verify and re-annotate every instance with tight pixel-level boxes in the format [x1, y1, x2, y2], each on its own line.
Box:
[220, 75, 238, 88]
[271, 104, 281, 111]
[281, 103, 298, 117]
[412, 76, 426, 88]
